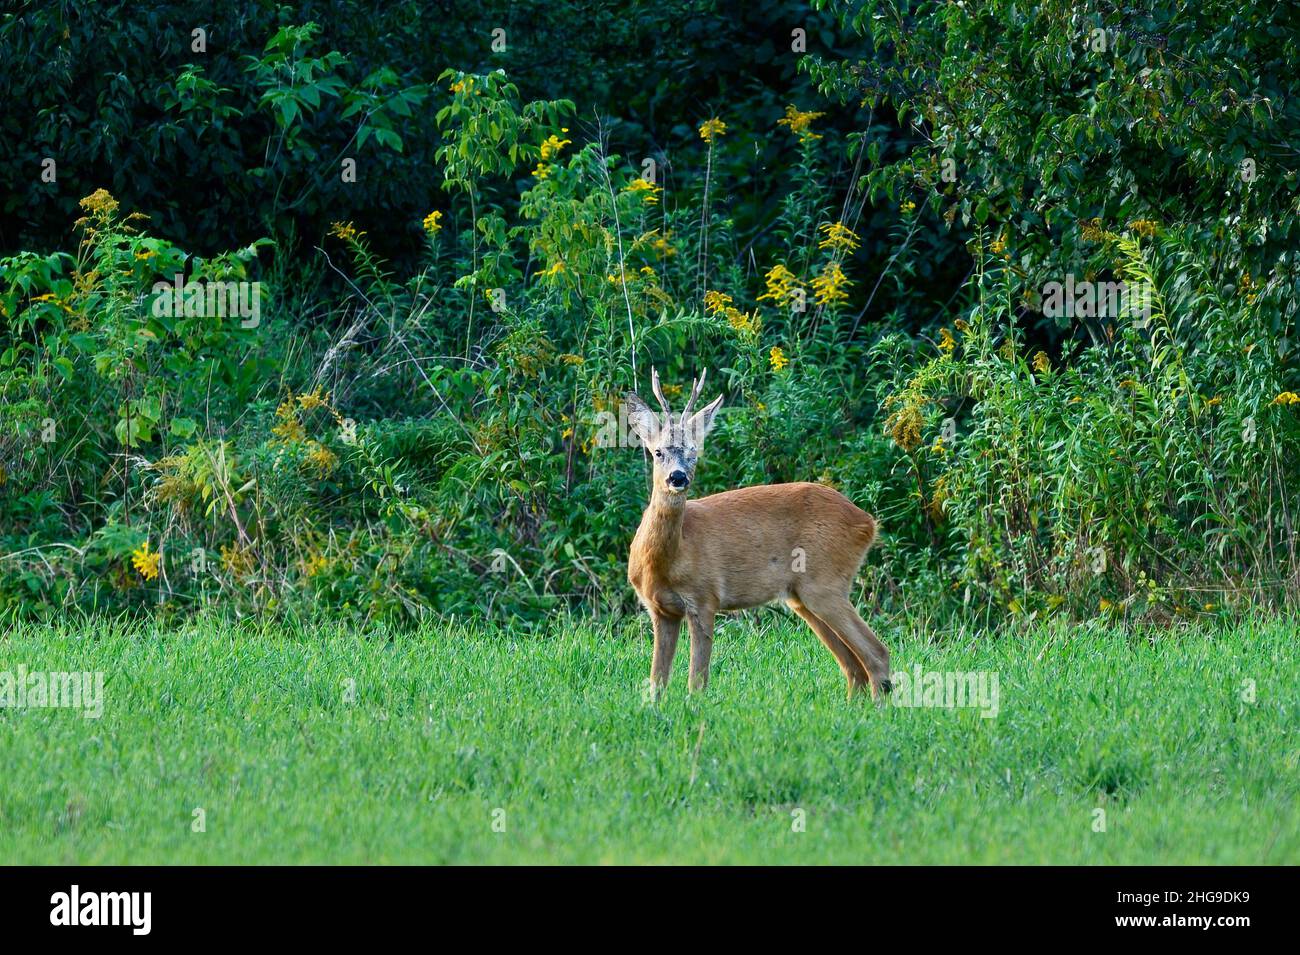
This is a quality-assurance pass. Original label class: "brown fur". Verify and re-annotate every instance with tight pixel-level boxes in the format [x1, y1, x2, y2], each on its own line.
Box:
[625, 373, 891, 699]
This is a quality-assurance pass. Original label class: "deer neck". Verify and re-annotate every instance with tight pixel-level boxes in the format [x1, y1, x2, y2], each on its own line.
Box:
[637, 486, 687, 572]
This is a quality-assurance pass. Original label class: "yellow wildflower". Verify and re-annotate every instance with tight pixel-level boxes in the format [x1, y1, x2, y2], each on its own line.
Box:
[220, 544, 253, 577]
[1272, 391, 1300, 406]
[1127, 219, 1158, 238]
[304, 553, 330, 577]
[532, 162, 551, 180]
[1032, 350, 1050, 373]
[724, 307, 759, 336]
[756, 263, 803, 308]
[79, 189, 119, 217]
[558, 353, 585, 365]
[449, 76, 475, 94]
[776, 105, 825, 142]
[769, 346, 790, 372]
[938, 328, 956, 354]
[1080, 218, 1105, 243]
[304, 441, 339, 476]
[131, 541, 161, 581]
[703, 290, 734, 315]
[329, 221, 359, 242]
[650, 232, 677, 257]
[540, 132, 571, 161]
[624, 177, 662, 204]
[900, 200, 916, 214]
[698, 117, 727, 143]
[811, 262, 852, 306]
[540, 260, 566, 278]
[886, 402, 924, 452]
[818, 221, 861, 253]
[297, 388, 331, 411]
[422, 210, 443, 234]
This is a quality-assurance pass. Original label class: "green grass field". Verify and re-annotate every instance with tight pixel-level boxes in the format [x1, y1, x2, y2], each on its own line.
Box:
[1, 613, 1296, 864]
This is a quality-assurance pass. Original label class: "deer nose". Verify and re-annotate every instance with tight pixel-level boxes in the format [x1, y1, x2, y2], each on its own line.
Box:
[667, 470, 689, 489]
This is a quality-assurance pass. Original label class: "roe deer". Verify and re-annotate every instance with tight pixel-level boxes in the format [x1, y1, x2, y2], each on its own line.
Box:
[625, 369, 891, 699]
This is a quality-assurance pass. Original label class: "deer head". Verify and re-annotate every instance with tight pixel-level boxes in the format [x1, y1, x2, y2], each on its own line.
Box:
[625, 368, 725, 497]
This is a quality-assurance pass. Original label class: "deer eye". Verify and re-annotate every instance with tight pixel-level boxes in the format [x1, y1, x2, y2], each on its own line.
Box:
[653, 449, 663, 459]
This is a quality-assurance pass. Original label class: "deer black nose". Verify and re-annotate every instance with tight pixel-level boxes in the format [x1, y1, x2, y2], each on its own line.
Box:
[668, 470, 689, 489]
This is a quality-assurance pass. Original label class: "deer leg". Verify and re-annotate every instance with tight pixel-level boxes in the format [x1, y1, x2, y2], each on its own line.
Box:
[802, 592, 892, 698]
[650, 614, 682, 692]
[686, 611, 715, 693]
[786, 598, 870, 698]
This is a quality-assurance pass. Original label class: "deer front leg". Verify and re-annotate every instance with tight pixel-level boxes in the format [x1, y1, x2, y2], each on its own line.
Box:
[650, 613, 682, 693]
[687, 611, 715, 693]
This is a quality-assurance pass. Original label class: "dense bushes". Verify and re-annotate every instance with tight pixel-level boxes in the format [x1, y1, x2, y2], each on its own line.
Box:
[2, 3, 1297, 625]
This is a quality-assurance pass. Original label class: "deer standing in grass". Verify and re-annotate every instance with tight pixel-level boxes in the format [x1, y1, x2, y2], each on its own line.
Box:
[626, 369, 892, 699]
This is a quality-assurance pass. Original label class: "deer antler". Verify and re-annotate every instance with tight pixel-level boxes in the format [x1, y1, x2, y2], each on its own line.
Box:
[650, 367, 672, 416]
[682, 368, 708, 415]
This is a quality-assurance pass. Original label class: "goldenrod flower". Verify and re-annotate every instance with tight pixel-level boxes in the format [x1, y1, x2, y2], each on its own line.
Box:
[756, 263, 803, 308]
[886, 402, 924, 452]
[818, 221, 861, 253]
[304, 441, 339, 476]
[1127, 219, 1158, 238]
[650, 232, 677, 257]
[900, 200, 916, 214]
[776, 105, 824, 142]
[329, 221, 360, 242]
[769, 346, 790, 372]
[297, 388, 331, 411]
[422, 210, 443, 234]
[724, 307, 759, 336]
[1080, 218, 1105, 243]
[540, 132, 571, 161]
[938, 328, 956, 354]
[698, 117, 727, 143]
[449, 76, 475, 94]
[220, 543, 253, 577]
[532, 162, 551, 179]
[624, 177, 662, 204]
[703, 290, 733, 315]
[1272, 391, 1300, 406]
[79, 189, 119, 217]
[540, 260, 566, 278]
[1032, 350, 1050, 373]
[131, 542, 161, 581]
[811, 262, 852, 306]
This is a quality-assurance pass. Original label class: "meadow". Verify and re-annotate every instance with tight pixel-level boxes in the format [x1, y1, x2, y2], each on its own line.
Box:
[1, 613, 1295, 864]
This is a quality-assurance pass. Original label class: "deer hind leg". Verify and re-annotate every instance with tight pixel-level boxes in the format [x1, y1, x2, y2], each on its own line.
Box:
[786, 598, 871, 699]
[686, 611, 715, 693]
[650, 613, 682, 693]
[799, 590, 892, 698]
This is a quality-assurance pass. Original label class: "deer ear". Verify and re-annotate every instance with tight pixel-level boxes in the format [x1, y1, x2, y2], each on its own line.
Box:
[625, 392, 660, 446]
[688, 393, 724, 440]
